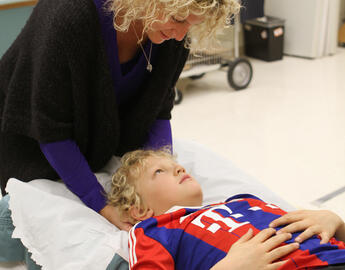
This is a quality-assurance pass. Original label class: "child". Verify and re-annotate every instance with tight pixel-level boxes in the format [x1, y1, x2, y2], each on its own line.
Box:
[107, 149, 345, 270]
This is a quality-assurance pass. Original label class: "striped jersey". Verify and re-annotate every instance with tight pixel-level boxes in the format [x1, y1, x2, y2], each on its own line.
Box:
[128, 194, 345, 269]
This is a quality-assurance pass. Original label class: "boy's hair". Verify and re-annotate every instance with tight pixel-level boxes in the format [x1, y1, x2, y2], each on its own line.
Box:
[107, 148, 175, 224]
[107, 0, 241, 51]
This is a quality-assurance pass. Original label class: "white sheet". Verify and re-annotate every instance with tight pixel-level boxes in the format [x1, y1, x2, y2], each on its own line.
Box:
[2, 139, 293, 270]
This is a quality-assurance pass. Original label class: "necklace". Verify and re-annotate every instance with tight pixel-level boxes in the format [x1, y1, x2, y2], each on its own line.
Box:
[133, 26, 153, 72]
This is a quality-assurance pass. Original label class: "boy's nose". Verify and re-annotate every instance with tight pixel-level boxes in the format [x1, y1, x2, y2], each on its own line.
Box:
[176, 166, 186, 175]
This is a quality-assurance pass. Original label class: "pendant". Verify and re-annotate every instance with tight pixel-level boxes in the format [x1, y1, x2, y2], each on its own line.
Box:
[147, 63, 152, 72]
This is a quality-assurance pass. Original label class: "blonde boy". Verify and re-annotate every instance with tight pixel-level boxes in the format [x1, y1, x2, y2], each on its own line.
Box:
[108, 149, 345, 270]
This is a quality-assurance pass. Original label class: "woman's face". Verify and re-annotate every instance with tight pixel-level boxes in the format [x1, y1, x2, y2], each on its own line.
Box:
[146, 13, 204, 44]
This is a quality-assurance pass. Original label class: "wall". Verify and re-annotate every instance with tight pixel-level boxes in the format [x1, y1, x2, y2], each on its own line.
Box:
[0, 1, 36, 57]
[340, 0, 345, 27]
[265, 0, 340, 58]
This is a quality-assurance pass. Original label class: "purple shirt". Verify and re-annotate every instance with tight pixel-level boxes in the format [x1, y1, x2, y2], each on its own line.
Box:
[39, 0, 173, 212]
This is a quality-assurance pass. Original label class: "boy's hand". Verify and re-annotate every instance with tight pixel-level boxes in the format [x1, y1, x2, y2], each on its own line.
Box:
[210, 228, 299, 270]
[100, 204, 133, 231]
[269, 210, 344, 244]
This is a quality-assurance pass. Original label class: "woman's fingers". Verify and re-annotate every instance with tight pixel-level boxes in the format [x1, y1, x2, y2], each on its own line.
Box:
[276, 220, 309, 234]
[292, 226, 321, 243]
[268, 242, 299, 261]
[236, 228, 254, 244]
[252, 228, 277, 242]
[319, 231, 332, 244]
[276, 221, 325, 243]
[269, 210, 339, 244]
[264, 232, 292, 250]
[269, 212, 303, 228]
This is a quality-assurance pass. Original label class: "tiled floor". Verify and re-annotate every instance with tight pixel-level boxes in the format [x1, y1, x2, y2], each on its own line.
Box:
[172, 47, 345, 220]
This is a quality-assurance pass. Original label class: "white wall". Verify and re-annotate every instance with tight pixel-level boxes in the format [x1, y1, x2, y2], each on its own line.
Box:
[265, 0, 340, 58]
[340, 0, 345, 27]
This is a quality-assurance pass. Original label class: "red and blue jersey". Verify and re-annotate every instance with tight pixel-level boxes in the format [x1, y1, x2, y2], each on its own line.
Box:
[129, 194, 345, 270]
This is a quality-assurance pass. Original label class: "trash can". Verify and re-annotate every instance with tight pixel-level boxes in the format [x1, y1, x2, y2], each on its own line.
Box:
[243, 16, 285, 61]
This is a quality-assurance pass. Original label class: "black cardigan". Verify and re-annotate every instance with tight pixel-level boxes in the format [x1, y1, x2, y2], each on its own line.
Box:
[0, 0, 189, 194]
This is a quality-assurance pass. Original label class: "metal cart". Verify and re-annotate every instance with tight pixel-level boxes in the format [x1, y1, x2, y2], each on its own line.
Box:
[174, 15, 253, 105]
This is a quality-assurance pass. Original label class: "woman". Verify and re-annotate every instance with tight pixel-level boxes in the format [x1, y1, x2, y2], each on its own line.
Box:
[0, 0, 240, 230]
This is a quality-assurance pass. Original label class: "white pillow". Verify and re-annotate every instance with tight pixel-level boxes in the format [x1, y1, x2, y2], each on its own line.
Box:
[6, 139, 293, 270]
[175, 139, 293, 211]
[6, 178, 129, 270]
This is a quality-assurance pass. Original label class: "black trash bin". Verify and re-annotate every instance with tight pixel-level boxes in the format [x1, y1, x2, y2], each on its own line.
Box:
[243, 16, 285, 62]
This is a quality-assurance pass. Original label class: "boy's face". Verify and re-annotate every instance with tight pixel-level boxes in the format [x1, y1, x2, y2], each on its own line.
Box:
[135, 156, 203, 216]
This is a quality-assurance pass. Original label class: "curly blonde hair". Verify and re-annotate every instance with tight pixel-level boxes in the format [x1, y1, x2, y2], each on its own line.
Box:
[107, 148, 175, 224]
[106, 0, 241, 51]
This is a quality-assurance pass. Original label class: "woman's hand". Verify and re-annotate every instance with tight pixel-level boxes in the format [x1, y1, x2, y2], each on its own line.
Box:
[99, 204, 133, 231]
[210, 228, 299, 270]
[269, 210, 345, 244]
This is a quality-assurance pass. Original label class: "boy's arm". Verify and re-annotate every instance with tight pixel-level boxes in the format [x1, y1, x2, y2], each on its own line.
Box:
[269, 210, 345, 243]
[129, 227, 175, 270]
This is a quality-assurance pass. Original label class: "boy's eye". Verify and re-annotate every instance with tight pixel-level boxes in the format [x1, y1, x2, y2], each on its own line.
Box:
[172, 16, 185, 23]
[155, 169, 164, 174]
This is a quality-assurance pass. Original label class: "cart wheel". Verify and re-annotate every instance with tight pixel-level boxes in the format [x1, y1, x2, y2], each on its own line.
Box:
[189, 73, 206, 80]
[174, 87, 183, 105]
[227, 58, 253, 90]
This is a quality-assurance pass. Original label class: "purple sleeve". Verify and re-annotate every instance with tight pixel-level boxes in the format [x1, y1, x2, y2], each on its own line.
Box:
[143, 119, 173, 151]
[39, 140, 106, 212]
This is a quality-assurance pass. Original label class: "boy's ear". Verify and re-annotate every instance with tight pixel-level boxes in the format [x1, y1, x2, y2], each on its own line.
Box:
[129, 206, 154, 221]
